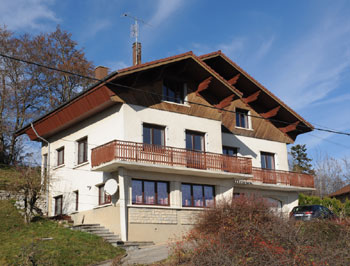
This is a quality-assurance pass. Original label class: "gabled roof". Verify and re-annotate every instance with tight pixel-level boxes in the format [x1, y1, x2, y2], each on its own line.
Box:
[329, 185, 350, 197]
[16, 51, 243, 140]
[200, 51, 314, 140]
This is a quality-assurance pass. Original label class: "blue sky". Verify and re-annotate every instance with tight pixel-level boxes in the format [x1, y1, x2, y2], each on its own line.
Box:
[1, 0, 350, 162]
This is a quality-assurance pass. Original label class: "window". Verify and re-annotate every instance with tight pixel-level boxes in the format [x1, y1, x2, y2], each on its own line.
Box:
[132, 179, 169, 205]
[162, 79, 185, 104]
[43, 153, 48, 172]
[261, 152, 275, 170]
[98, 184, 112, 205]
[186, 131, 205, 152]
[182, 183, 215, 207]
[143, 124, 165, 146]
[223, 146, 238, 156]
[77, 137, 88, 164]
[74, 190, 79, 211]
[236, 108, 249, 128]
[54, 195, 63, 216]
[57, 147, 64, 166]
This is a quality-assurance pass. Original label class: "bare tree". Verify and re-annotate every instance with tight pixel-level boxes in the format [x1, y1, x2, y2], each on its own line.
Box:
[0, 25, 94, 165]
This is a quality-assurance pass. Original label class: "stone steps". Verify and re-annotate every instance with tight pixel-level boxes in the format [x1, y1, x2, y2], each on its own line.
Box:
[72, 224, 154, 250]
[72, 224, 121, 245]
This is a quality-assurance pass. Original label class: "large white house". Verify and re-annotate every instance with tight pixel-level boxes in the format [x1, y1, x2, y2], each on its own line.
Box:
[17, 47, 314, 243]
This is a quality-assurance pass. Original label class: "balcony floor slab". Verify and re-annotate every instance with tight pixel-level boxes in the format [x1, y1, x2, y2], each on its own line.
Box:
[92, 159, 253, 179]
[234, 181, 316, 192]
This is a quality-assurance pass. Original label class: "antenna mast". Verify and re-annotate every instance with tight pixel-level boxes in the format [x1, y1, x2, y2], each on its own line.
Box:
[122, 13, 149, 65]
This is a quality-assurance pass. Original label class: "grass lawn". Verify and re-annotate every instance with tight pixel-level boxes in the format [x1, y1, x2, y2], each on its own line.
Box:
[0, 200, 125, 265]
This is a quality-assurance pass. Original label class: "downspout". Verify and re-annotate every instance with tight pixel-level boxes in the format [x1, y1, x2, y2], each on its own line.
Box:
[30, 123, 50, 216]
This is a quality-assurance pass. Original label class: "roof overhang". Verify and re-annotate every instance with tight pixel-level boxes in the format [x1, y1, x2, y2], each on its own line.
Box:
[200, 51, 314, 141]
[17, 51, 244, 141]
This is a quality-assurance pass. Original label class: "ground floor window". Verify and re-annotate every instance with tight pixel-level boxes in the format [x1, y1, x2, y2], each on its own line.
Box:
[54, 195, 63, 216]
[98, 184, 112, 205]
[74, 190, 79, 211]
[132, 179, 169, 205]
[182, 183, 215, 207]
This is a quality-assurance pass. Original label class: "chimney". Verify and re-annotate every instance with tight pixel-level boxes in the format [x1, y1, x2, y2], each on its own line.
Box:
[132, 42, 142, 66]
[94, 66, 109, 80]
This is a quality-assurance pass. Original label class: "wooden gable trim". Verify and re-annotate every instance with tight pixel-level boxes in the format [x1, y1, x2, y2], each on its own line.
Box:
[214, 94, 235, 111]
[242, 91, 260, 104]
[279, 121, 300, 134]
[196, 77, 212, 96]
[228, 74, 240, 86]
[260, 106, 281, 119]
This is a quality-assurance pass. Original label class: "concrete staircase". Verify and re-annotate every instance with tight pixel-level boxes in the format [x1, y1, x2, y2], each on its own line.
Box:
[72, 224, 121, 246]
[72, 224, 154, 250]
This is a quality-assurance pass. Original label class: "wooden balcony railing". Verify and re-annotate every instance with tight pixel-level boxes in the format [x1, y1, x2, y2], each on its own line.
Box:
[252, 168, 314, 188]
[91, 140, 253, 174]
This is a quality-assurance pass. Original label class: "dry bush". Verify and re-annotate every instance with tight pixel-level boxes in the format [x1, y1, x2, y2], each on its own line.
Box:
[168, 195, 350, 266]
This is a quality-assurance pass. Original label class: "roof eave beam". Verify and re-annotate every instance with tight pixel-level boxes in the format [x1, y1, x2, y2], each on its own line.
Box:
[196, 76, 213, 96]
[279, 121, 300, 133]
[242, 91, 260, 104]
[228, 74, 240, 86]
[260, 106, 281, 119]
[214, 94, 235, 112]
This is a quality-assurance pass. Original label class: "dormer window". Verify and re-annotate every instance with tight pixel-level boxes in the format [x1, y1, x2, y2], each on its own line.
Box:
[162, 79, 186, 104]
[236, 108, 250, 129]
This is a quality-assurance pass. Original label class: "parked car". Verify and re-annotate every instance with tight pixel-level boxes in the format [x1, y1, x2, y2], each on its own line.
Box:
[290, 205, 336, 221]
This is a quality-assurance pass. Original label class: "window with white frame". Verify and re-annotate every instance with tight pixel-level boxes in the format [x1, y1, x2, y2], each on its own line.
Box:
[57, 147, 64, 166]
[162, 79, 186, 104]
[235, 108, 250, 129]
[77, 137, 88, 164]
[261, 152, 275, 170]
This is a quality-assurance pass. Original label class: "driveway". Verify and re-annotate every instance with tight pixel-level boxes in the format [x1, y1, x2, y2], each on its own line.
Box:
[121, 243, 170, 265]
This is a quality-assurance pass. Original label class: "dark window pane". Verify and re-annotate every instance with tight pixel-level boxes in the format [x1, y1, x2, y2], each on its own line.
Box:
[143, 126, 151, 144]
[157, 182, 168, 205]
[182, 184, 192, 206]
[144, 181, 155, 204]
[194, 135, 203, 151]
[163, 79, 184, 104]
[204, 186, 214, 207]
[193, 185, 204, 207]
[185, 133, 192, 150]
[261, 152, 275, 170]
[132, 180, 143, 204]
[153, 128, 163, 146]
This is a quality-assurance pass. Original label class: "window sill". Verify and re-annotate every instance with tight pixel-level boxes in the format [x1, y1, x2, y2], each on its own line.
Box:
[127, 204, 205, 211]
[73, 161, 89, 169]
[93, 203, 112, 209]
[53, 164, 65, 170]
[235, 126, 254, 131]
[161, 100, 190, 107]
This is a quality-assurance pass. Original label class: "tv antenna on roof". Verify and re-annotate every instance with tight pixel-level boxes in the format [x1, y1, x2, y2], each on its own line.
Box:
[122, 13, 151, 45]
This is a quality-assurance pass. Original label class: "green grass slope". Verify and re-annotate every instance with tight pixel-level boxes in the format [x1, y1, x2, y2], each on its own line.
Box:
[0, 200, 125, 265]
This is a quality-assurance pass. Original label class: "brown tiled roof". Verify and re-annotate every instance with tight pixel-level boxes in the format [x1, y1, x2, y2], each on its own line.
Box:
[329, 185, 350, 197]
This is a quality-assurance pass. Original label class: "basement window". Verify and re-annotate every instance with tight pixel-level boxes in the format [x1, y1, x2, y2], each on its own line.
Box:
[54, 195, 63, 216]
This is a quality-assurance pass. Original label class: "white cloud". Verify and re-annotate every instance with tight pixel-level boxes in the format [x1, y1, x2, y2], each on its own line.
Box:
[148, 0, 184, 27]
[0, 0, 58, 31]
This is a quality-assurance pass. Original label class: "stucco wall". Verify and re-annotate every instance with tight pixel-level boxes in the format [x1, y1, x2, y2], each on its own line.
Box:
[222, 132, 289, 171]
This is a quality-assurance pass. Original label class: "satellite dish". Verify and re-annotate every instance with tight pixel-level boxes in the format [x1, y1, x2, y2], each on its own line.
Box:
[105, 179, 118, 195]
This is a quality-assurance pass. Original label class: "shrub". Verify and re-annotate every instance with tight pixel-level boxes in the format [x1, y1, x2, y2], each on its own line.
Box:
[167, 195, 350, 266]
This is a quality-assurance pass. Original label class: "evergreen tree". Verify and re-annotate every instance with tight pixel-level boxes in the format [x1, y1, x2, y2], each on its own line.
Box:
[290, 144, 314, 174]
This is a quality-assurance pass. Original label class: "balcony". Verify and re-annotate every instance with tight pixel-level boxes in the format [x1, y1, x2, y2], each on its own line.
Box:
[251, 168, 314, 189]
[91, 140, 252, 178]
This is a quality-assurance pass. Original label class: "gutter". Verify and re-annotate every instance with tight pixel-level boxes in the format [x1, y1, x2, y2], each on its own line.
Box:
[31, 123, 50, 216]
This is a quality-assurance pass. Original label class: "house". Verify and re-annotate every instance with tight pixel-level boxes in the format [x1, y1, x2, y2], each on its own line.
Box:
[16, 44, 315, 243]
[329, 185, 350, 202]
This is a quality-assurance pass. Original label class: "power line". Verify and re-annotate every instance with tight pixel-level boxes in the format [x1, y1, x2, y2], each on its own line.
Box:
[1, 52, 349, 137]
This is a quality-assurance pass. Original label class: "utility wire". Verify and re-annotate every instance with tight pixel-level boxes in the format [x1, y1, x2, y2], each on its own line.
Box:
[1, 52, 350, 136]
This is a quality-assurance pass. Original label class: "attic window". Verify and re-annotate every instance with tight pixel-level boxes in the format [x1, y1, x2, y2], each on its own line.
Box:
[236, 108, 250, 129]
[162, 79, 186, 104]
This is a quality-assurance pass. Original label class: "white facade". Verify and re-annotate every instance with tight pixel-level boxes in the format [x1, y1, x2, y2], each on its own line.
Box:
[41, 102, 310, 243]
